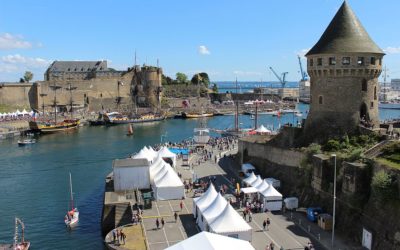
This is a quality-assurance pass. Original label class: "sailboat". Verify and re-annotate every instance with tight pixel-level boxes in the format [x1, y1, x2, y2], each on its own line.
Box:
[127, 123, 134, 136]
[0, 218, 30, 250]
[64, 173, 79, 227]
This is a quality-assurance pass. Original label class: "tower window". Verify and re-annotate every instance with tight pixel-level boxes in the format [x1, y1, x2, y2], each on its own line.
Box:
[329, 57, 336, 65]
[374, 86, 377, 100]
[317, 58, 322, 66]
[310, 59, 314, 67]
[370, 102, 374, 108]
[319, 95, 323, 105]
[379, 58, 382, 66]
[370, 57, 376, 65]
[342, 57, 351, 65]
[362, 79, 367, 91]
[357, 57, 364, 65]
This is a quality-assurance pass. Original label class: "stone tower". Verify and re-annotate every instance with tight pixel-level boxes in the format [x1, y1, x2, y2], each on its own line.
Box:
[304, 1, 384, 141]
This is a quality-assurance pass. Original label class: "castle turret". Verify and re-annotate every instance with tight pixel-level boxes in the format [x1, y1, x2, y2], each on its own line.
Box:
[304, 1, 384, 141]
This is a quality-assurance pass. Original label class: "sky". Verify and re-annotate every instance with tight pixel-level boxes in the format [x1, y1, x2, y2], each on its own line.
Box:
[1, 0, 400, 82]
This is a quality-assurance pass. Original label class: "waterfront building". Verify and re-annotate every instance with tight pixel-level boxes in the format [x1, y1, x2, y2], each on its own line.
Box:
[299, 79, 310, 101]
[391, 79, 400, 91]
[304, 1, 384, 140]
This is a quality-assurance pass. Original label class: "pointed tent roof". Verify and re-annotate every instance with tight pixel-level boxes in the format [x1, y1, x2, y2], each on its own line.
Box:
[306, 1, 384, 56]
[209, 203, 252, 234]
[165, 232, 255, 250]
[195, 184, 218, 211]
[158, 146, 177, 158]
[255, 179, 270, 191]
[261, 184, 282, 200]
[250, 175, 263, 187]
[153, 164, 183, 187]
[133, 147, 154, 162]
[255, 125, 271, 134]
[243, 172, 257, 185]
[202, 193, 228, 224]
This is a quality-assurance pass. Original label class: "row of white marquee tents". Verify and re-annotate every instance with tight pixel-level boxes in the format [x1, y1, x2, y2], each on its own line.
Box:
[0, 109, 35, 118]
[113, 146, 183, 200]
[242, 172, 283, 211]
[192, 184, 252, 241]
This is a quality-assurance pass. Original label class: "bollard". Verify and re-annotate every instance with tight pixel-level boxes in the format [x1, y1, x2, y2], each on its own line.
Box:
[290, 212, 293, 220]
[308, 225, 311, 232]
[318, 233, 321, 241]
[299, 219, 301, 226]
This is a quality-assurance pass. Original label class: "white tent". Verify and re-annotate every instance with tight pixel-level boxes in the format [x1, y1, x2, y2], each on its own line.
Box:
[16, 109, 21, 115]
[158, 146, 177, 167]
[29, 111, 35, 117]
[21, 109, 29, 115]
[250, 175, 263, 188]
[240, 186, 259, 194]
[265, 177, 281, 188]
[193, 184, 218, 218]
[165, 232, 255, 250]
[255, 124, 271, 134]
[133, 147, 154, 163]
[260, 184, 283, 211]
[199, 193, 228, 231]
[146, 146, 158, 159]
[254, 179, 269, 192]
[152, 163, 184, 200]
[149, 155, 166, 181]
[113, 158, 151, 191]
[209, 203, 252, 241]
[243, 172, 257, 186]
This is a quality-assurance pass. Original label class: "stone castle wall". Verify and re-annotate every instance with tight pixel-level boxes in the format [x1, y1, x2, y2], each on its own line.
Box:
[0, 83, 37, 108]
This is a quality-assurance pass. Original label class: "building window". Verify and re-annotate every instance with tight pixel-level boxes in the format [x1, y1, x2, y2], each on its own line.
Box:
[362, 79, 367, 91]
[374, 86, 377, 100]
[342, 57, 351, 65]
[317, 58, 322, 66]
[357, 57, 364, 65]
[310, 59, 313, 67]
[329, 57, 336, 65]
[370, 102, 374, 108]
[370, 57, 376, 65]
[379, 58, 382, 66]
[319, 95, 323, 105]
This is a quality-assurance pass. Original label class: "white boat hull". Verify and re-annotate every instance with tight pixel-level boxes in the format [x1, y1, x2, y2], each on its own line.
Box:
[65, 211, 79, 227]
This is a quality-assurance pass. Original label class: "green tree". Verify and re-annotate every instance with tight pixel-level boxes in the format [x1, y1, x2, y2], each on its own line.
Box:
[162, 74, 173, 85]
[191, 72, 210, 87]
[176, 72, 188, 84]
[23, 71, 33, 83]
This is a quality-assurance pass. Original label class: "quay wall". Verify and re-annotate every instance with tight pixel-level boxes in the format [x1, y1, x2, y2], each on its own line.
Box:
[0, 83, 37, 108]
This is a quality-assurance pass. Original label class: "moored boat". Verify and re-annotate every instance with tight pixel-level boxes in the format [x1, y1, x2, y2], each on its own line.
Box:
[29, 119, 80, 134]
[17, 139, 36, 146]
[104, 112, 165, 125]
[181, 112, 214, 119]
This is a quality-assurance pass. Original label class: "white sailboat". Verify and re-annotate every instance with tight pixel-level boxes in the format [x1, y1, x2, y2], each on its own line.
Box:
[64, 173, 79, 227]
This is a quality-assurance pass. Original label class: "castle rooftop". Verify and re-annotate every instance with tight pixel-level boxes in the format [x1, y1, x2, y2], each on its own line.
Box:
[306, 1, 384, 56]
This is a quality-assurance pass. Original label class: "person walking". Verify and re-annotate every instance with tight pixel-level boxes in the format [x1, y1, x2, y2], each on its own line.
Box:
[248, 211, 252, 222]
[174, 212, 178, 222]
[243, 210, 247, 220]
[161, 217, 165, 228]
[156, 218, 160, 229]
[269, 242, 275, 250]
[180, 201, 183, 211]
[121, 231, 126, 245]
[112, 228, 117, 243]
[266, 217, 270, 230]
[116, 229, 120, 244]
[263, 220, 267, 231]
[120, 230, 125, 245]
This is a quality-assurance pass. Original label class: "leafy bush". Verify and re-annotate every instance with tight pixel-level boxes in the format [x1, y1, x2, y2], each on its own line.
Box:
[371, 171, 398, 201]
[324, 139, 341, 151]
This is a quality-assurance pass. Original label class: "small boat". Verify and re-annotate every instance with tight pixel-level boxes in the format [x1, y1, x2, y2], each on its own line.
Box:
[0, 217, 30, 250]
[181, 112, 214, 119]
[250, 114, 255, 120]
[18, 139, 36, 146]
[104, 112, 165, 125]
[65, 173, 79, 228]
[127, 124, 133, 136]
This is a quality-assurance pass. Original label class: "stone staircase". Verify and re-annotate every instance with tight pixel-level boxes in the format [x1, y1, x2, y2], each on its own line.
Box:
[364, 140, 392, 159]
[114, 203, 132, 227]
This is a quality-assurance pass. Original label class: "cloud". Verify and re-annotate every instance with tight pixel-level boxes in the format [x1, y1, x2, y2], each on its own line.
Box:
[0, 54, 51, 73]
[198, 45, 210, 55]
[296, 48, 310, 58]
[0, 33, 33, 50]
[383, 46, 400, 54]
[233, 70, 262, 76]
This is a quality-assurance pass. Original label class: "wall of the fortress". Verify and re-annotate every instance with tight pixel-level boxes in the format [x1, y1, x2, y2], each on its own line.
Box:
[0, 83, 37, 109]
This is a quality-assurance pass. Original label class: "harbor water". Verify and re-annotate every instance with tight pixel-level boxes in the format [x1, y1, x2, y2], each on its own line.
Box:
[0, 104, 398, 249]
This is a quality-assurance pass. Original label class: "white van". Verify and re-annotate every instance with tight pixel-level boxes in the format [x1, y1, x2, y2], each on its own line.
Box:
[241, 163, 256, 177]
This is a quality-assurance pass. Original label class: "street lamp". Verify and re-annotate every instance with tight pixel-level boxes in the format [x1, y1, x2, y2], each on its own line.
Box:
[331, 153, 337, 248]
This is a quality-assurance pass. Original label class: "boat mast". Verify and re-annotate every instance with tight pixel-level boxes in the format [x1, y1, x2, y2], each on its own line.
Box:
[235, 77, 239, 132]
[69, 172, 74, 210]
[383, 65, 387, 102]
[50, 80, 61, 124]
[66, 80, 77, 119]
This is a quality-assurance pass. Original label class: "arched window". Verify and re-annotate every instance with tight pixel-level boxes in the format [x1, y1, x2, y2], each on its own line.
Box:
[362, 79, 367, 91]
[319, 96, 323, 105]
[374, 86, 377, 100]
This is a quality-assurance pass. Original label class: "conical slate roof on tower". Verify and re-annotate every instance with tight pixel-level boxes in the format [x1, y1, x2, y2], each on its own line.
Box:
[306, 1, 384, 56]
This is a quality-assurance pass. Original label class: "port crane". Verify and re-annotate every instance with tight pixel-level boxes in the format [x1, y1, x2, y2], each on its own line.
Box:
[269, 67, 288, 88]
[298, 55, 308, 81]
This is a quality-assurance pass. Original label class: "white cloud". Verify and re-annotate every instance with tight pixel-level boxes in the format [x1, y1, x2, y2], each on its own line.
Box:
[0, 33, 33, 49]
[0, 54, 51, 74]
[384, 46, 400, 54]
[233, 70, 262, 76]
[198, 45, 210, 55]
[296, 48, 310, 58]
